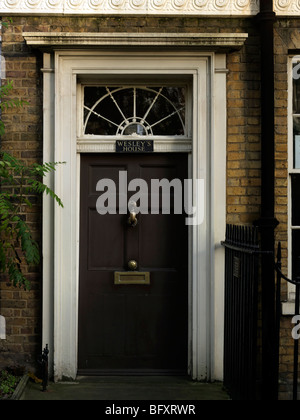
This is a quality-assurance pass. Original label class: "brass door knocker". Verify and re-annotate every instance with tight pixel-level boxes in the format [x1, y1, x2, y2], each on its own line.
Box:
[127, 201, 138, 227]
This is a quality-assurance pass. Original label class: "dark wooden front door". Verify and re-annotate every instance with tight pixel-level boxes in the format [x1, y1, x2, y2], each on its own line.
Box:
[78, 154, 188, 375]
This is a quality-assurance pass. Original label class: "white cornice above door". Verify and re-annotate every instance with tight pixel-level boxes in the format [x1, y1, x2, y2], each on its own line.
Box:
[23, 32, 249, 52]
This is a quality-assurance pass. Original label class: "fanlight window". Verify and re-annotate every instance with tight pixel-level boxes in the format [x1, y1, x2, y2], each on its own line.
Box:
[83, 86, 186, 136]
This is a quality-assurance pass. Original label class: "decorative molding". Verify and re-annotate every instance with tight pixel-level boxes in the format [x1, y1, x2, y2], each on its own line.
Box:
[76, 139, 193, 153]
[2, 1, 300, 17]
[41, 67, 54, 73]
[274, 0, 300, 16]
[0, 0, 259, 16]
[23, 32, 249, 51]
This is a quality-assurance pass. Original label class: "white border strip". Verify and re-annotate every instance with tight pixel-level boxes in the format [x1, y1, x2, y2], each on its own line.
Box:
[2, 1, 300, 17]
[0, 0, 259, 16]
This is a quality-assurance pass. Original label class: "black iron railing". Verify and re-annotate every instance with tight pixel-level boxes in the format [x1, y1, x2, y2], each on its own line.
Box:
[222, 225, 300, 400]
[38, 344, 49, 392]
[221, 224, 260, 400]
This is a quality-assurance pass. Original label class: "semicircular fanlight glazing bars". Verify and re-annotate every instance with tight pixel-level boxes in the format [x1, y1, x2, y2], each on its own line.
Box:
[83, 86, 186, 137]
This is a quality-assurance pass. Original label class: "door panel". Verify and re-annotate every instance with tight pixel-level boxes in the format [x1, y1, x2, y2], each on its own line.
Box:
[140, 214, 180, 269]
[78, 154, 188, 374]
[88, 210, 125, 270]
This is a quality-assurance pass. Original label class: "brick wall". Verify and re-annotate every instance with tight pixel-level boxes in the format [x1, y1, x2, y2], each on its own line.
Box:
[226, 25, 261, 225]
[0, 13, 263, 375]
[0, 25, 43, 370]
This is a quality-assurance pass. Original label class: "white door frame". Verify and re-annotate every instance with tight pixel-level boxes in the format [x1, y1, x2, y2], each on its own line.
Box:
[42, 49, 227, 382]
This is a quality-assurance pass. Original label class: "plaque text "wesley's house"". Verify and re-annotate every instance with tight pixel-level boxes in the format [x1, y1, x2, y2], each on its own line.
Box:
[116, 140, 154, 153]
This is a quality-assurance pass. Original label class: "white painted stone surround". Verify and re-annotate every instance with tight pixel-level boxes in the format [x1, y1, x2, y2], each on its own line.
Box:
[1, 0, 299, 17]
[39, 49, 228, 381]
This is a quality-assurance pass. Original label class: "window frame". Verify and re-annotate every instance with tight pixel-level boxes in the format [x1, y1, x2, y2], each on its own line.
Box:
[76, 79, 193, 153]
[285, 55, 300, 311]
[82, 85, 188, 138]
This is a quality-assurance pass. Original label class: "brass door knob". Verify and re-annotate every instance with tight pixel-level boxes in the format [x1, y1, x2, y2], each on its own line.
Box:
[128, 260, 138, 271]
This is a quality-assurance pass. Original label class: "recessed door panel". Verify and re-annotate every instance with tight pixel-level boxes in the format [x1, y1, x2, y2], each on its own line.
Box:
[88, 210, 125, 270]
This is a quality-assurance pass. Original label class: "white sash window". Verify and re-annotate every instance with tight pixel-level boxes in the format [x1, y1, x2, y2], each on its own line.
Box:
[284, 56, 300, 314]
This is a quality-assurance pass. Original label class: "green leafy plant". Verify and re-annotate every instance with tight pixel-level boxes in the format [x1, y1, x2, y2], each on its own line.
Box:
[0, 18, 12, 28]
[0, 153, 64, 290]
[0, 79, 64, 290]
[0, 370, 19, 399]
[0, 81, 28, 137]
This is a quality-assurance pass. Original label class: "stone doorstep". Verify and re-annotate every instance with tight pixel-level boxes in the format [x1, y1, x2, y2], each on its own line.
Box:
[10, 374, 29, 400]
